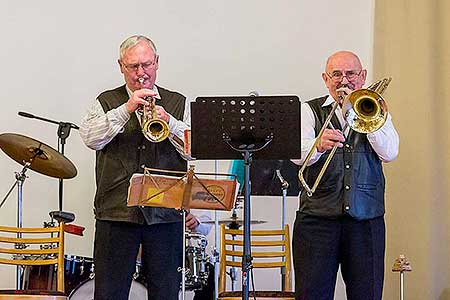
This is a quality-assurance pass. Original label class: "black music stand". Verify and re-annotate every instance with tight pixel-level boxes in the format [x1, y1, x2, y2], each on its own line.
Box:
[191, 95, 300, 300]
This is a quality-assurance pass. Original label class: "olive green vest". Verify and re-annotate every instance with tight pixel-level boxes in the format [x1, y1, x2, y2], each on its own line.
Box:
[94, 85, 187, 224]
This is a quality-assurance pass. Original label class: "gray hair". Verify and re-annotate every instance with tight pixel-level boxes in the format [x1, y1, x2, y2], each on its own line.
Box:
[119, 35, 157, 59]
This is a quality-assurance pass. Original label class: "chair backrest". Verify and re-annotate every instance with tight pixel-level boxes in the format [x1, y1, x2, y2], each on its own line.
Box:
[0, 223, 65, 292]
[218, 224, 292, 293]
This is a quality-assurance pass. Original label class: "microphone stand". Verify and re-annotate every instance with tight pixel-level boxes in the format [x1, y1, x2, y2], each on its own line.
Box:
[275, 168, 289, 291]
[18, 111, 79, 211]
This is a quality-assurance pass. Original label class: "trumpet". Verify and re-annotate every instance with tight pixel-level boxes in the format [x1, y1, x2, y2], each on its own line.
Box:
[138, 78, 170, 143]
[298, 77, 392, 196]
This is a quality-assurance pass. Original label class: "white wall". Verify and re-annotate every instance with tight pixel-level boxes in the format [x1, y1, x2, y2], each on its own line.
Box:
[0, 1, 374, 298]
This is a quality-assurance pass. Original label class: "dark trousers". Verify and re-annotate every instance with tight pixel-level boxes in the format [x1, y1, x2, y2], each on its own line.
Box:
[94, 220, 182, 300]
[292, 212, 385, 300]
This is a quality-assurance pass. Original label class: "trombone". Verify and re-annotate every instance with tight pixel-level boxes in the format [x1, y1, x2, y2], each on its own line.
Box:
[298, 77, 392, 196]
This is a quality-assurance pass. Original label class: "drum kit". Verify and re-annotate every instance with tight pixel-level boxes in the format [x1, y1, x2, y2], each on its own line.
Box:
[0, 132, 269, 299]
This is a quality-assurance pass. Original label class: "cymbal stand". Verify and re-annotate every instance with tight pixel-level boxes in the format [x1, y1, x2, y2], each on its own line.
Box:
[275, 169, 289, 291]
[18, 111, 78, 211]
[1, 160, 34, 289]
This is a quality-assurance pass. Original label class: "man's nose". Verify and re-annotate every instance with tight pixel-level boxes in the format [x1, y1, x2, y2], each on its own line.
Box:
[136, 66, 145, 76]
[341, 76, 350, 84]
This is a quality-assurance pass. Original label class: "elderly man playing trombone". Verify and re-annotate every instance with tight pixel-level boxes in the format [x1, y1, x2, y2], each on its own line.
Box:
[292, 51, 399, 300]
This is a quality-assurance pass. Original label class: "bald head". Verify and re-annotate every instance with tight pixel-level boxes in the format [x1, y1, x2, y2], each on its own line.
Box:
[325, 51, 362, 73]
[322, 50, 367, 102]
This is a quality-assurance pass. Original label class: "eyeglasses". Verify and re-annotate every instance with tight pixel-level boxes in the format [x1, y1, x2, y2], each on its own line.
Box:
[326, 70, 362, 82]
[122, 58, 157, 72]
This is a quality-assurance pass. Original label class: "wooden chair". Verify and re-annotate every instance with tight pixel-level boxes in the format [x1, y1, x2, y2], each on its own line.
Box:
[218, 224, 295, 300]
[0, 222, 67, 300]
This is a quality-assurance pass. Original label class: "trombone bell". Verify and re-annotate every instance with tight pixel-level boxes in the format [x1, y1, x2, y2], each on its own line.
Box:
[342, 89, 388, 134]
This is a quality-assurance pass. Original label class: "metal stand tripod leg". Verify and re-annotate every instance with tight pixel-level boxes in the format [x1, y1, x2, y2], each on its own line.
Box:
[179, 209, 187, 300]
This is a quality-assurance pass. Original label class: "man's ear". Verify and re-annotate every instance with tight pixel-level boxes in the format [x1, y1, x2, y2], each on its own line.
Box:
[118, 59, 125, 74]
[361, 69, 367, 83]
[155, 55, 160, 71]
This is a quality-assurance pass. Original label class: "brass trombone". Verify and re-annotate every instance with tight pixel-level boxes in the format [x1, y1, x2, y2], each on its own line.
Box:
[298, 77, 392, 196]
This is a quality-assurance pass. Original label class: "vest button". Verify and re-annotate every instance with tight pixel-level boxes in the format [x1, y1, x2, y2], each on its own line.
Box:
[345, 164, 351, 169]
[345, 205, 350, 210]
[142, 145, 146, 150]
[345, 185, 350, 190]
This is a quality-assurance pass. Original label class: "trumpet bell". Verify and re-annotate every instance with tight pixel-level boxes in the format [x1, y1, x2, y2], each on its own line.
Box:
[342, 89, 388, 134]
[142, 119, 170, 142]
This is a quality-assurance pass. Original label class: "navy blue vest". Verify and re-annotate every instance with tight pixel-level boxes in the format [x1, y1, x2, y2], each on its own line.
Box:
[94, 85, 187, 224]
[299, 96, 385, 220]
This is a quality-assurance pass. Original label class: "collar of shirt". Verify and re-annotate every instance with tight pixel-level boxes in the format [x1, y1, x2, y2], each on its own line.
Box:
[322, 94, 347, 133]
[125, 85, 161, 100]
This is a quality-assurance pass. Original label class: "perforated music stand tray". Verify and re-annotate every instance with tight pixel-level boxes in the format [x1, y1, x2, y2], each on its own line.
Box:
[191, 95, 300, 160]
[190, 95, 300, 300]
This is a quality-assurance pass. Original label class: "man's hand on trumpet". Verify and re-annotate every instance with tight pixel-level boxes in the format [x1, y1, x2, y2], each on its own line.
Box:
[125, 89, 157, 113]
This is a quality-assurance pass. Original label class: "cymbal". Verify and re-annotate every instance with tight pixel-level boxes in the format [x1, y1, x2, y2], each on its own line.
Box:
[203, 218, 267, 226]
[0, 133, 77, 179]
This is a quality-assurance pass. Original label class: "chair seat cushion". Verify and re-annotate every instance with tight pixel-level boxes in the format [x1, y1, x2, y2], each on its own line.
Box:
[220, 290, 295, 298]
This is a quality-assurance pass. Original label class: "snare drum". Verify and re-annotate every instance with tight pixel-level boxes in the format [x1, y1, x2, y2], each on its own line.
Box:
[22, 254, 94, 294]
[69, 278, 147, 300]
[184, 232, 210, 290]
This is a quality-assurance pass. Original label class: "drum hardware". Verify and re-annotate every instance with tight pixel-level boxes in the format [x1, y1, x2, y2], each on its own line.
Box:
[0, 132, 78, 288]
[21, 254, 95, 295]
[17, 111, 79, 211]
[298, 77, 392, 196]
[184, 232, 210, 291]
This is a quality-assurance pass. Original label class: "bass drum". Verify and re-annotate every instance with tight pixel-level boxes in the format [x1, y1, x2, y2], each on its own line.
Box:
[69, 278, 147, 300]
